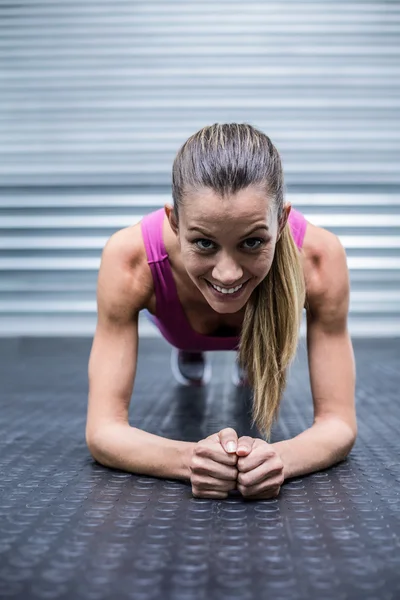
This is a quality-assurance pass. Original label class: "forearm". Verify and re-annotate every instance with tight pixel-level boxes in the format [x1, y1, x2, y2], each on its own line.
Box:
[271, 418, 357, 481]
[87, 423, 196, 481]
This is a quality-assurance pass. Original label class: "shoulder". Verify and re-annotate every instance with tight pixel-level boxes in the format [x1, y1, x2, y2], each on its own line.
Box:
[301, 221, 350, 329]
[98, 223, 154, 315]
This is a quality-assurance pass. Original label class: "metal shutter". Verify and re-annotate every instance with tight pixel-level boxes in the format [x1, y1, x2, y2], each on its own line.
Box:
[1, 0, 399, 336]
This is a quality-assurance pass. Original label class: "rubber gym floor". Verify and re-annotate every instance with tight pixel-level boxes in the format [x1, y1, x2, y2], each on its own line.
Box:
[0, 336, 399, 600]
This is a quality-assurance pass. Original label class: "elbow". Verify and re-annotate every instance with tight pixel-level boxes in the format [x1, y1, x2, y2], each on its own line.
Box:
[341, 421, 358, 458]
[316, 416, 358, 459]
[349, 417, 358, 445]
[343, 434, 357, 459]
[86, 429, 101, 463]
[85, 422, 96, 454]
[85, 422, 125, 469]
[85, 426, 108, 465]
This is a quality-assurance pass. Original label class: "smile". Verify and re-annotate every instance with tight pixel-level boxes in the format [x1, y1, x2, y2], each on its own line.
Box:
[206, 280, 249, 298]
[211, 282, 243, 294]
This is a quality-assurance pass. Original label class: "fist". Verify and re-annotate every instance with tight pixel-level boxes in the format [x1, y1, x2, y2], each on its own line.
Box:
[234, 437, 285, 500]
[189, 428, 239, 499]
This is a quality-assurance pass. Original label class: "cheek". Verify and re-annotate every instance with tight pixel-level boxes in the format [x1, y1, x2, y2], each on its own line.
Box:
[248, 253, 272, 275]
[181, 249, 206, 273]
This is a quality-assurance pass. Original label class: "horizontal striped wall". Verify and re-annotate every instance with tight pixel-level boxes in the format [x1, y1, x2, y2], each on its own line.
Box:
[0, 192, 399, 337]
[0, 0, 399, 336]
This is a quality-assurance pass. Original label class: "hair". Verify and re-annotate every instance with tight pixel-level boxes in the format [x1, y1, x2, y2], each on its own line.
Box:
[171, 123, 306, 441]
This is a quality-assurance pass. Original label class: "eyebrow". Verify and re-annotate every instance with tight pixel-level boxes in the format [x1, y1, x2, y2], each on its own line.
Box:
[188, 224, 270, 238]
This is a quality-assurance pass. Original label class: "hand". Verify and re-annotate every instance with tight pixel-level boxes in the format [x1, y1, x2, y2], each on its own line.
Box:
[189, 428, 239, 499]
[234, 437, 285, 500]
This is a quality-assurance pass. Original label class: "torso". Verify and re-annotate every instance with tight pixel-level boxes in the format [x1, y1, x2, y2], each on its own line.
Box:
[118, 210, 326, 338]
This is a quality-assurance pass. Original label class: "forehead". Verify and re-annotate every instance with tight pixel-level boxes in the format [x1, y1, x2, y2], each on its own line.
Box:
[182, 186, 274, 226]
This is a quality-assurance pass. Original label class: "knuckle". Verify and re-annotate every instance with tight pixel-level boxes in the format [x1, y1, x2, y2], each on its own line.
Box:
[265, 450, 277, 460]
[193, 445, 201, 457]
[194, 444, 208, 458]
[237, 472, 248, 486]
[191, 454, 201, 468]
[192, 462, 207, 475]
[269, 462, 284, 477]
[238, 484, 249, 497]
[191, 475, 206, 489]
[204, 449, 213, 460]
[191, 463, 205, 478]
[190, 474, 200, 486]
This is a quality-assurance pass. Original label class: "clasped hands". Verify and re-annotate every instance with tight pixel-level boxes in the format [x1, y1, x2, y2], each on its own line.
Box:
[189, 427, 285, 500]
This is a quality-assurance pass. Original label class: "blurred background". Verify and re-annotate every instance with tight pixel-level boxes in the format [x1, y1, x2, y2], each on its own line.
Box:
[1, 0, 399, 337]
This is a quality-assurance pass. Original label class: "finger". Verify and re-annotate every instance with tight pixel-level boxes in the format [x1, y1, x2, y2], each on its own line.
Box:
[238, 448, 278, 473]
[237, 485, 281, 501]
[192, 474, 236, 492]
[192, 490, 228, 499]
[218, 427, 239, 454]
[209, 463, 238, 481]
[201, 433, 220, 445]
[238, 479, 282, 499]
[192, 457, 238, 481]
[194, 441, 237, 466]
[236, 436, 254, 456]
[237, 462, 284, 487]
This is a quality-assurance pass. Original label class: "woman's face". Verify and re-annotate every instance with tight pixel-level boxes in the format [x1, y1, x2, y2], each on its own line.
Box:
[166, 186, 291, 314]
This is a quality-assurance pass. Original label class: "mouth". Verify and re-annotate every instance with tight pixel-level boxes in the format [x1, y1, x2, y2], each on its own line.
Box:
[205, 279, 249, 299]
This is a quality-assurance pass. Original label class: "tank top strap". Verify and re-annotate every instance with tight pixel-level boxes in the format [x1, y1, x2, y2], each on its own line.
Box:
[140, 209, 169, 263]
[140, 208, 179, 308]
[288, 207, 307, 249]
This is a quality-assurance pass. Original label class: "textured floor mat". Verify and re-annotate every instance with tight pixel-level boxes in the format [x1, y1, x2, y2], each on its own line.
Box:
[0, 337, 399, 600]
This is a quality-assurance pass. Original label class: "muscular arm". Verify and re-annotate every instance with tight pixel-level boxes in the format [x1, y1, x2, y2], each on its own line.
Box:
[271, 231, 357, 480]
[86, 229, 196, 481]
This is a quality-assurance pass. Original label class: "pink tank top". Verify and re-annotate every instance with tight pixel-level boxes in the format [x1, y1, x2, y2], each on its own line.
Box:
[140, 207, 307, 351]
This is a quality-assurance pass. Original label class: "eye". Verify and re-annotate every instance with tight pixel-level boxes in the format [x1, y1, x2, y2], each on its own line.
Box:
[242, 238, 265, 250]
[193, 238, 215, 251]
[192, 238, 267, 252]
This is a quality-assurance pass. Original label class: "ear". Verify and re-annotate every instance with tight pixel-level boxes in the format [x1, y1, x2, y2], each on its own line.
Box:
[164, 203, 179, 236]
[277, 203, 291, 241]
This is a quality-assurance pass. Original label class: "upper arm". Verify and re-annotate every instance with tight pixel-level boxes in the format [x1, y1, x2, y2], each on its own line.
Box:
[305, 229, 357, 435]
[86, 228, 153, 445]
[305, 228, 350, 330]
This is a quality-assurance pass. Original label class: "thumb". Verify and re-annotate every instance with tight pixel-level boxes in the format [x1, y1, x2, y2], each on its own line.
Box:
[236, 436, 254, 456]
[218, 428, 239, 453]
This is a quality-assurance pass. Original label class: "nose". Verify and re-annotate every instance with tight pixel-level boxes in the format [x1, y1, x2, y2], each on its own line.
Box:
[211, 253, 243, 286]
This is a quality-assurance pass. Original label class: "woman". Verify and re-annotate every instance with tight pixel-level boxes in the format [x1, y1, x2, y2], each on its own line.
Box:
[86, 123, 357, 500]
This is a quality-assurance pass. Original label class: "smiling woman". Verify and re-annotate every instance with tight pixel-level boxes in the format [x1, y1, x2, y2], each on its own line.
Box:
[87, 122, 356, 500]
[141, 123, 306, 440]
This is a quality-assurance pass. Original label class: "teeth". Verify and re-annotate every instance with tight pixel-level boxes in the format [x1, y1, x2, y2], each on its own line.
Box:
[211, 283, 243, 294]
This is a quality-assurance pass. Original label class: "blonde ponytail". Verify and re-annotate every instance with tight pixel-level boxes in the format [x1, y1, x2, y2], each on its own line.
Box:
[238, 222, 306, 440]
